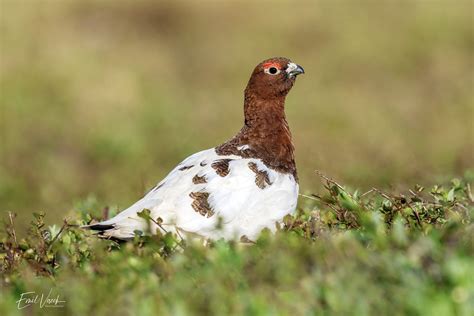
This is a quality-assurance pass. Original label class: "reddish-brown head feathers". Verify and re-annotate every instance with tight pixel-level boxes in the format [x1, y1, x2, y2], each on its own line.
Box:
[245, 57, 302, 100]
[217, 57, 304, 180]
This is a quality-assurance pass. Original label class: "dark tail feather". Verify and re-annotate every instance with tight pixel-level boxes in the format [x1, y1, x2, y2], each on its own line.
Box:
[82, 223, 127, 243]
[84, 224, 115, 231]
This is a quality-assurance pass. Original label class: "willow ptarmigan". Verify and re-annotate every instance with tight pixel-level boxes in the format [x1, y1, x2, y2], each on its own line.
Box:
[87, 57, 305, 241]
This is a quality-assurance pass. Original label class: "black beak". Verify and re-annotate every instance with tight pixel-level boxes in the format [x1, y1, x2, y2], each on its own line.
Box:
[286, 62, 305, 77]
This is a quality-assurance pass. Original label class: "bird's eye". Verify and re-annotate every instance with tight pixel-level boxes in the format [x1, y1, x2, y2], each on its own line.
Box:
[264, 67, 281, 75]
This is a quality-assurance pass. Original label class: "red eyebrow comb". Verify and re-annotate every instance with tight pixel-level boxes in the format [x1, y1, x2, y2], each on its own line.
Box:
[262, 62, 280, 69]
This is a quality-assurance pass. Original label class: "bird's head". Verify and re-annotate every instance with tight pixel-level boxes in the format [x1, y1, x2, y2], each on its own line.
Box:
[245, 57, 304, 100]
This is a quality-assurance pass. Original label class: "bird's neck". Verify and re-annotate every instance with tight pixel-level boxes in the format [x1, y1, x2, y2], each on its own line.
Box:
[216, 95, 297, 179]
[243, 96, 292, 146]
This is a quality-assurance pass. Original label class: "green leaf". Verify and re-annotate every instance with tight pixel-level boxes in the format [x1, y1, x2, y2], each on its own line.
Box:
[137, 209, 152, 221]
[447, 188, 455, 202]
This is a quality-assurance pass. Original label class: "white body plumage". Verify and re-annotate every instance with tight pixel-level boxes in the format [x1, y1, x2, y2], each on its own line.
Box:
[94, 148, 299, 241]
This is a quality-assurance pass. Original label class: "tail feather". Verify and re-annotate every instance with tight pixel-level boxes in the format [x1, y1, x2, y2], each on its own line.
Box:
[81, 196, 159, 240]
[82, 218, 146, 240]
[84, 223, 115, 231]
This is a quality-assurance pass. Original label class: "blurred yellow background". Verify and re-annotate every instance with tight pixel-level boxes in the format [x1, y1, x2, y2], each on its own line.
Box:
[1, 1, 473, 226]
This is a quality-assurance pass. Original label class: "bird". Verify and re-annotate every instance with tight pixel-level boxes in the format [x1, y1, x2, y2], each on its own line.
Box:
[85, 57, 305, 242]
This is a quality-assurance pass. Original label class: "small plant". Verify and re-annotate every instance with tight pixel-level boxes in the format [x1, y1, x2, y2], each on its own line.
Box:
[0, 173, 472, 315]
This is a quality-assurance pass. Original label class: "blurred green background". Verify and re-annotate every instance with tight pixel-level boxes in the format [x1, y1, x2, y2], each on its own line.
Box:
[0, 1, 473, 227]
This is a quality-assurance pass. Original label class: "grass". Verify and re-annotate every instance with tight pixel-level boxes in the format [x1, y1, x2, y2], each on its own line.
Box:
[1, 172, 473, 315]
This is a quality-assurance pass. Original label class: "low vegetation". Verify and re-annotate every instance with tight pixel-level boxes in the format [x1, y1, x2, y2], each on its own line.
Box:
[1, 172, 472, 315]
